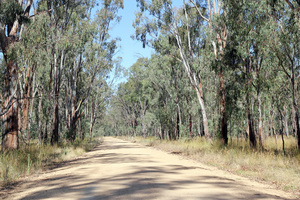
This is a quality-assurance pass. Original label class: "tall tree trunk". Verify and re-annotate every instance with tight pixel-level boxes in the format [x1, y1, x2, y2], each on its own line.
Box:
[176, 103, 180, 139]
[174, 28, 210, 140]
[38, 91, 43, 144]
[44, 119, 48, 143]
[69, 89, 77, 141]
[255, 57, 264, 148]
[51, 49, 64, 144]
[195, 76, 210, 140]
[189, 114, 193, 138]
[51, 92, 59, 145]
[69, 57, 81, 141]
[257, 89, 263, 148]
[65, 83, 70, 130]
[219, 69, 228, 145]
[279, 109, 286, 154]
[78, 117, 82, 140]
[291, 100, 297, 137]
[176, 77, 180, 139]
[283, 106, 289, 138]
[51, 53, 59, 145]
[89, 97, 94, 140]
[139, 97, 147, 138]
[22, 67, 32, 141]
[2, 59, 19, 150]
[247, 95, 256, 147]
[246, 59, 256, 147]
[141, 110, 146, 138]
[27, 73, 36, 141]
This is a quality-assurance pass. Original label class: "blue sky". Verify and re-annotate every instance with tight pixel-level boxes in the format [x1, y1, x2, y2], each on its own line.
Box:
[105, 1, 183, 85]
[109, 1, 153, 70]
[108, 1, 183, 69]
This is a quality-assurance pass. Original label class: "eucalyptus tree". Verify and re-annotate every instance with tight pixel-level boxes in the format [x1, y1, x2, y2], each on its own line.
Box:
[13, 7, 53, 142]
[221, 0, 300, 148]
[134, 0, 212, 140]
[0, 0, 33, 149]
[188, 0, 231, 144]
[267, 0, 300, 148]
[147, 54, 181, 140]
[40, 0, 94, 144]
[65, 0, 123, 141]
[222, 0, 272, 147]
[0, 0, 124, 149]
[116, 81, 140, 136]
[127, 58, 151, 138]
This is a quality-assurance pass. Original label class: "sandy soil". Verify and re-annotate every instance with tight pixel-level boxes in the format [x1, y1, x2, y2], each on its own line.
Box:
[1, 137, 296, 200]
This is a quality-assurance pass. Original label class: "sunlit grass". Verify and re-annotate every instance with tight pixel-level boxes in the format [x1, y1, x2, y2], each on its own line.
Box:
[0, 138, 101, 186]
[122, 136, 300, 194]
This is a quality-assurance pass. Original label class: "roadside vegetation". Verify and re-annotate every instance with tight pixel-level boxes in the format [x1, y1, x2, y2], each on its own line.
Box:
[123, 136, 300, 194]
[0, 139, 101, 186]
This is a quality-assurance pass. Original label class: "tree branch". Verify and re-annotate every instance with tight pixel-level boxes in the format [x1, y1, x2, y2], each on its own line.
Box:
[284, 0, 295, 10]
[189, 0, 210, 22]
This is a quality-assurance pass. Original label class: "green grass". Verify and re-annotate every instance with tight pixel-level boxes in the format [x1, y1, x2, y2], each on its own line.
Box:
[0, 138, 101, 186]
[122, 136, 300, 195]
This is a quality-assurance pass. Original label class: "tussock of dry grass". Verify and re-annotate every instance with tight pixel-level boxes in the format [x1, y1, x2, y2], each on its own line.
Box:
[0, 138, 101, 186]
[123, 136, 300, 194]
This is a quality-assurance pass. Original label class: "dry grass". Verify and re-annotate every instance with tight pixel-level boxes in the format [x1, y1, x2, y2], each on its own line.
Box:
[0, 138, 101, 186]
[123, 136, 300, 195]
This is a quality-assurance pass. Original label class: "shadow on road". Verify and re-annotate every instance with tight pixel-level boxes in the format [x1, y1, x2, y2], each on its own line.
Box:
[10, 138, 290, 200]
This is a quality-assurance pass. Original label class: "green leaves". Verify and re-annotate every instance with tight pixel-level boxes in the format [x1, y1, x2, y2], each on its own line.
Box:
[0, 0, 29, 26]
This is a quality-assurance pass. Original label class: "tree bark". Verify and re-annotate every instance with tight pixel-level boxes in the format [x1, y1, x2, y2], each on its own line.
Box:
[38, 91, 43, 144]
[22, 66, 32, 141]
[176, 77, 180, 139]
[246, 58, 256, 147]
[69, 67, 77, 141]
[291, 101, 297, 137]
[219, 68, 228, 145]
[51, 92, 59, 145]
[1, 34, 19, 150]
[283, 106, 289, 138]
[68, 55, 82, 141]
[27, 73, 36, 141]
[196, 75, 210, 140]
[89, 97, 94, 140]
[174, 24, 210, 140]
[189, 114, 193, 138]
[51, 52, 59, 145]
[2, 58, 19, 150]
[257, 90, 263, 148]
[78, 117, 82, 140]
[247, 95, 256, 148]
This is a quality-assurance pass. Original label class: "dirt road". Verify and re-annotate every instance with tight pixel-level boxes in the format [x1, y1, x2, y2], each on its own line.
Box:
[3, 137, 295, 200]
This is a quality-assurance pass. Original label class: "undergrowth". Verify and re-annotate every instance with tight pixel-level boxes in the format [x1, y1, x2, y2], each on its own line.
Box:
[0, 138, 101, 186]
[123, 136, 300, 195]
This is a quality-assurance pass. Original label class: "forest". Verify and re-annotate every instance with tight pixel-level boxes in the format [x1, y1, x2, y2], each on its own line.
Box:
[0, 0, 123, 150]
[106, 0, 300, 151]
[0, 0, 299, 157]
[0, 0, 300, 195]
